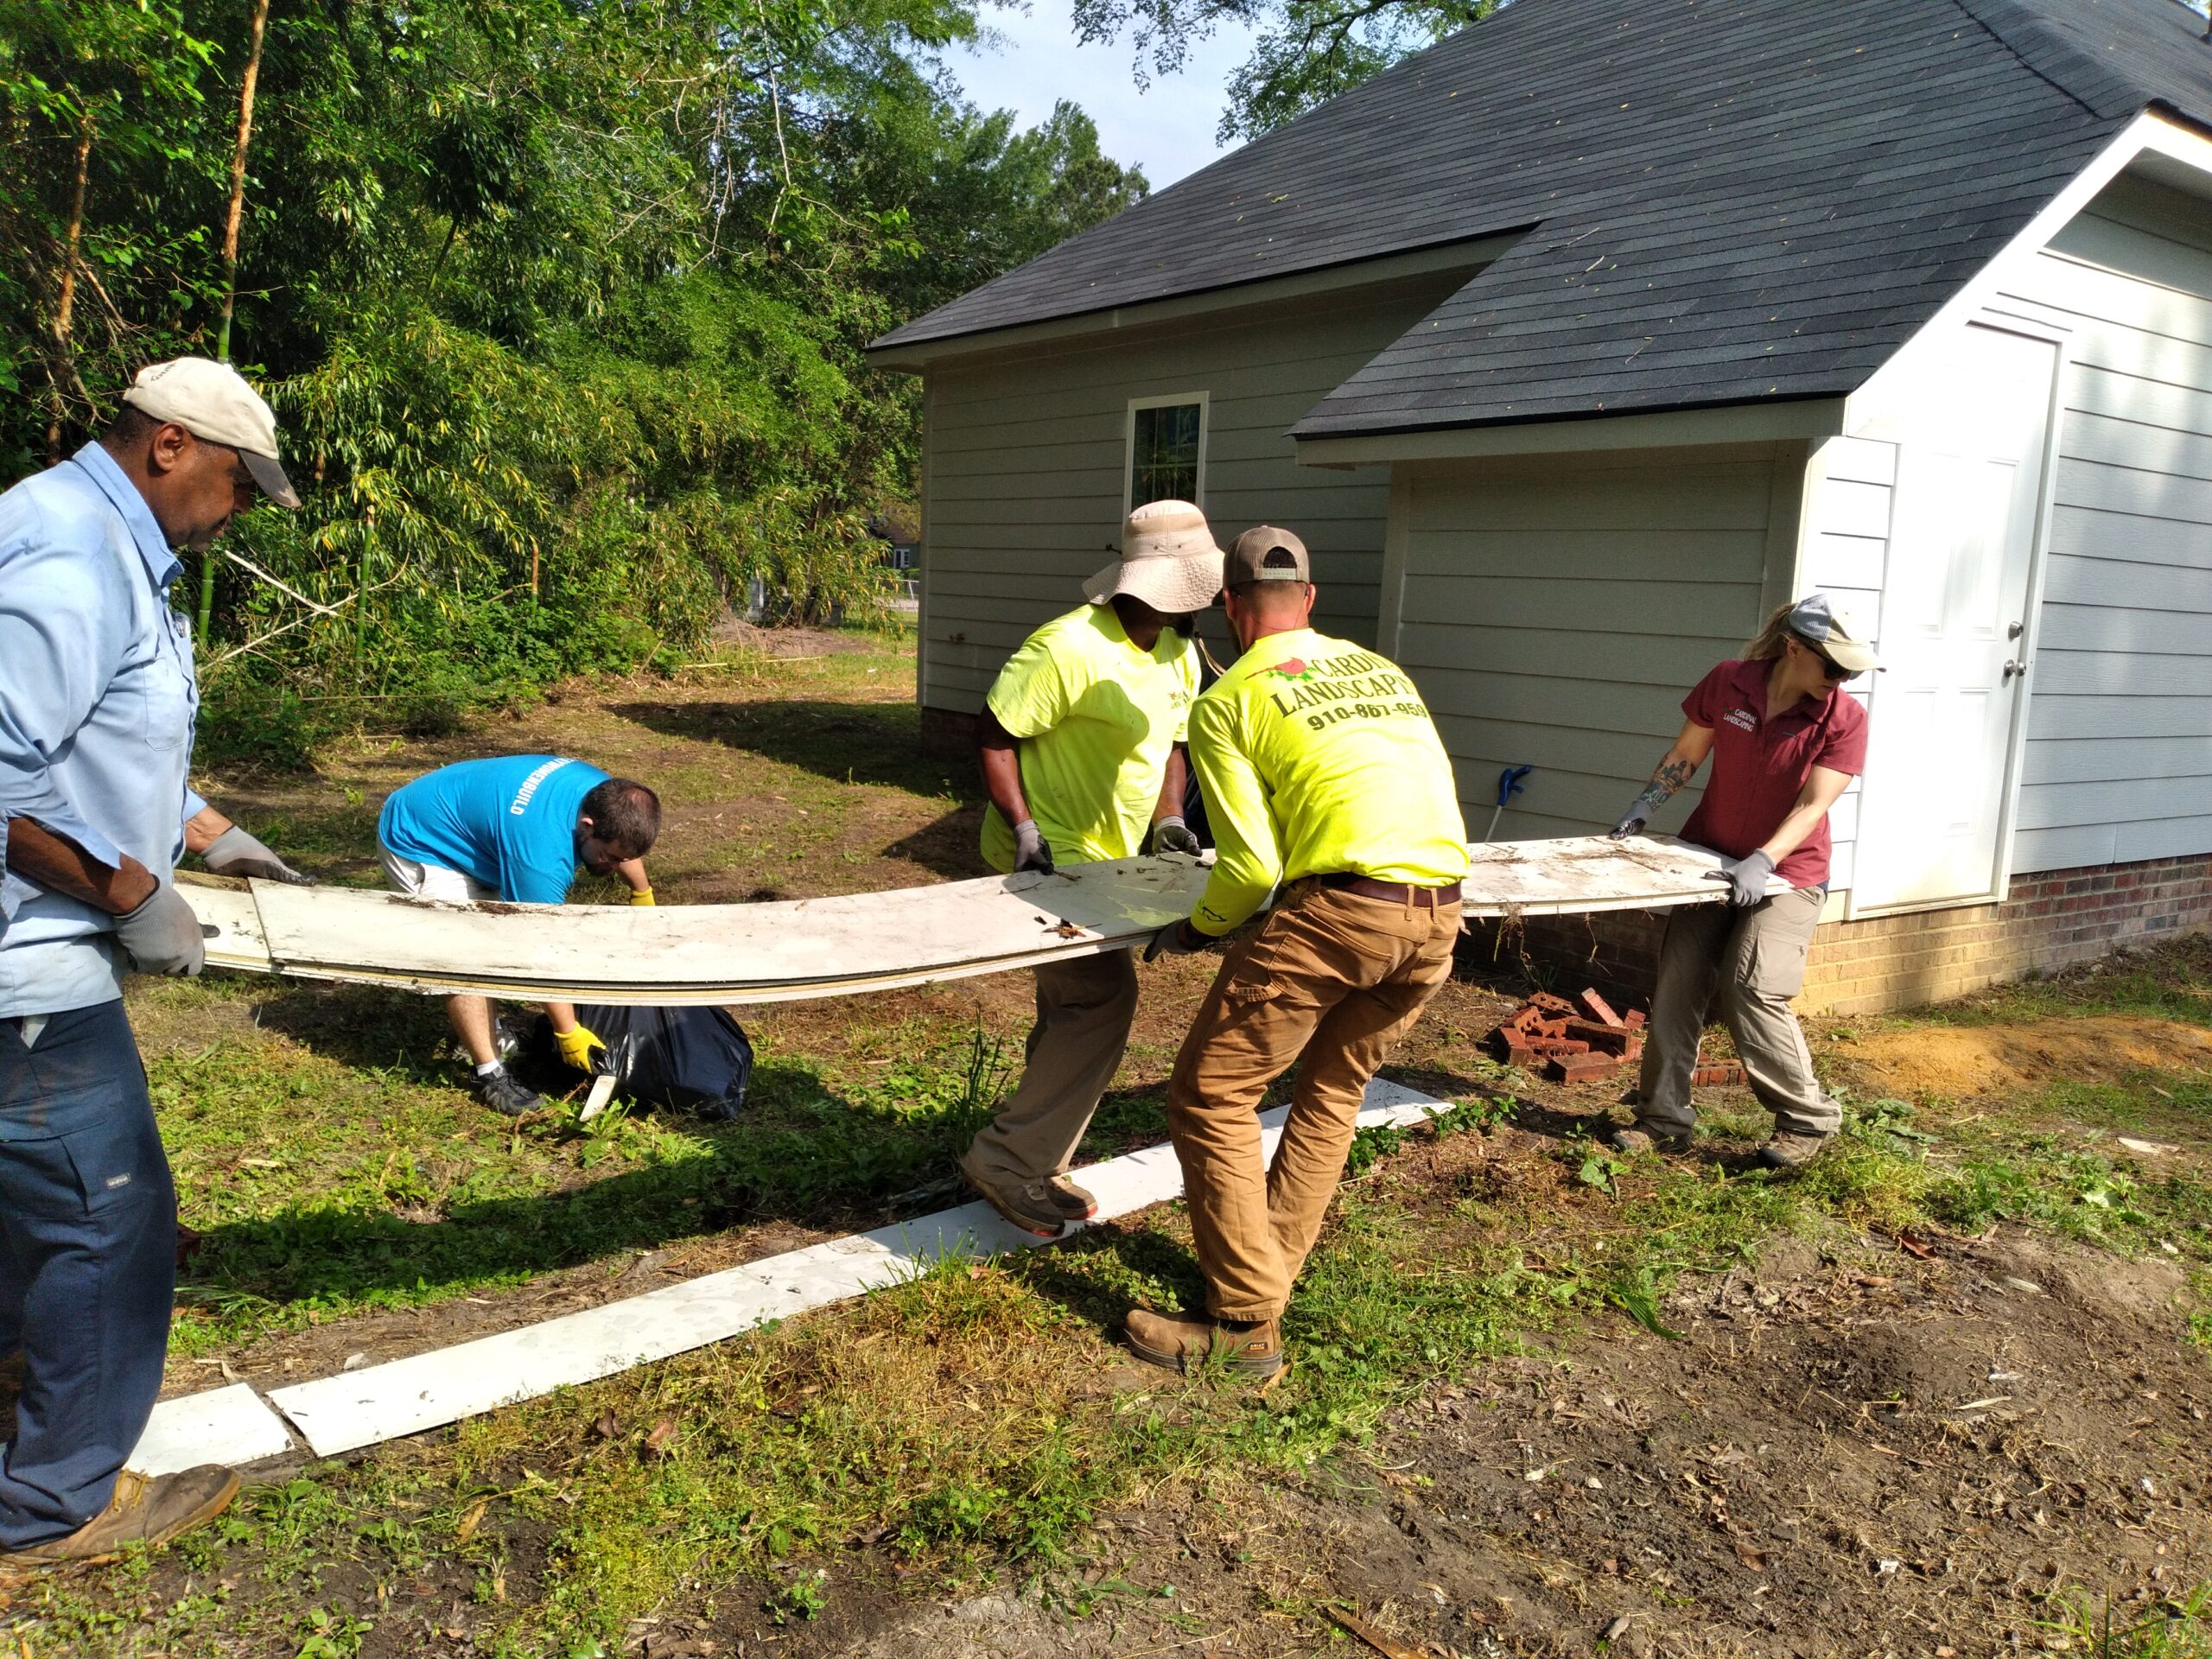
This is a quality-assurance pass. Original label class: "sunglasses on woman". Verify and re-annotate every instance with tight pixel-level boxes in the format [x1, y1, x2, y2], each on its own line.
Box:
[1793, 633, 1859, 683]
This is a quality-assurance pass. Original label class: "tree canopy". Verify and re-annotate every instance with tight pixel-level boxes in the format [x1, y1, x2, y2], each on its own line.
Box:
[1, 0, 1144, 753]
[1073, 0, 1503, 142]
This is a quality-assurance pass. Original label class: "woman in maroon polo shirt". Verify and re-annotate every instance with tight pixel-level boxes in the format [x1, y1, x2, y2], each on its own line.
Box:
[1604, 594, 1878, 1169]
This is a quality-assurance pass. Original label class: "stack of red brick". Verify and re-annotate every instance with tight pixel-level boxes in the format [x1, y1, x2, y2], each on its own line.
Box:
[1491, 990, 1751, 1087]
[1491, 988, 1645, 1084]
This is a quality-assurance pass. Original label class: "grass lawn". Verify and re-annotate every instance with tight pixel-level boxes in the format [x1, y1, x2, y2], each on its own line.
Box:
[6, 626, 2211, 1657]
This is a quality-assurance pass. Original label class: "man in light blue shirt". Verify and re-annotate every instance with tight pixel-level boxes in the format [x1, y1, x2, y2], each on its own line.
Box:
[0, 358, 302, 1568]
[378, 755, 660, 1115]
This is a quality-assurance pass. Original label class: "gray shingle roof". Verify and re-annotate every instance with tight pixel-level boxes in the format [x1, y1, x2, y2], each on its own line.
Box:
[873, 0, 2212, 437]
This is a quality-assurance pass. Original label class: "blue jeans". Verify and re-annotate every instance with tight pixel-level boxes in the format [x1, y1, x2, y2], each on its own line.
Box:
[0, 1000, 175, 1548]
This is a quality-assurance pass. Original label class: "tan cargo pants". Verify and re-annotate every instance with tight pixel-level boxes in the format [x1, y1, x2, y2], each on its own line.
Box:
[1166, 881, 1461, 1322]
[1635, 884, 1841, 1139]
[963, 950, 1140, 1188]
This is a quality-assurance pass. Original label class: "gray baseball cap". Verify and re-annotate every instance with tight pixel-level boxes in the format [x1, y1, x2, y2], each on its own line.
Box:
[1224, 525, 1310, 587]
[1788, 592, 1881, 673]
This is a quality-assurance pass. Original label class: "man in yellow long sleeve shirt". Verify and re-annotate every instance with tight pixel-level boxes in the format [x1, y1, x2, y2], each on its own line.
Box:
[1128, 527, 1468, 1378]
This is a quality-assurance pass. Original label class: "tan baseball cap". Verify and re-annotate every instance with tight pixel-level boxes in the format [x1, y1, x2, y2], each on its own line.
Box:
[1224, 525, 1310, 587]
[1787, 592, 1881, 673]
[123, 357, 300, 508]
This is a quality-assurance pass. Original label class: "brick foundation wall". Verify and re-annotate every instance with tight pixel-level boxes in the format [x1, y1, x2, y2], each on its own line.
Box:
[920, 704, 979, 760]
[1464, 854, 2212, 1017]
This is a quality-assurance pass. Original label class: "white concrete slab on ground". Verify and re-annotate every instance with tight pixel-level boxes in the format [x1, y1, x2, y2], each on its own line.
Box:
[264, 1077, 1452, 1458]
[127, 1383, 296, 1478]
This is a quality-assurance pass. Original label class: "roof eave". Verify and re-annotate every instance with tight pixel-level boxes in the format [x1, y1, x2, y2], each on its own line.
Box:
[865, 232, 1528, 372]
[1290, 397, 1851, 466]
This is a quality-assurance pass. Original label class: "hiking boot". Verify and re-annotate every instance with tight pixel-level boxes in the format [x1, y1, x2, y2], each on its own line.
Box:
[474, 1067, 543, 1117]
[1605, 1121, 1693, 1155]
[1125, 1308, 1282, 1379]
[963, 1168, 1068, 1238]
[1759, 1130, 1834, 1170]
[0, 1466, 240, 1574]
[1045, 1176, 1097, 1222]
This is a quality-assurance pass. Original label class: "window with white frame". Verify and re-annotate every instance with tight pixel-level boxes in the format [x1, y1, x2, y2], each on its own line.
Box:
[1126, 394, 1207, 511]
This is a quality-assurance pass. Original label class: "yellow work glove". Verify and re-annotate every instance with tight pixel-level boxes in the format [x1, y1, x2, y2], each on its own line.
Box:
[553, 1023, 607, 1072]
[629, 886, 656, 906]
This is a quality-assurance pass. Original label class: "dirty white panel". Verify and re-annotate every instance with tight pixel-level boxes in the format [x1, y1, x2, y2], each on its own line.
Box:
[266, 1080, 1453, 1457]
[187, 838, 1748, 1006]
[128, 1384, 294, 1475]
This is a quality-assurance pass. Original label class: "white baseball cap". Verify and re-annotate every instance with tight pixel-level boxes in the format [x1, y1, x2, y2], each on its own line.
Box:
[1083, 499, 1227, 615]
[122, 357, 300, 508]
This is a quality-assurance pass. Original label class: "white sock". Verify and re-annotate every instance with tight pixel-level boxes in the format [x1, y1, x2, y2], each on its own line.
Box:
[475, 1059, 505, 1078]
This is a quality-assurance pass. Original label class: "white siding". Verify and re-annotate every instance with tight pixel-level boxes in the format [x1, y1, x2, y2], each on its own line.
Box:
[1794, 434, 1895, 905]
[1389, 452, 1783, 841]
[1989, 176, 2212, 874]
[919, 277, 1470, 713]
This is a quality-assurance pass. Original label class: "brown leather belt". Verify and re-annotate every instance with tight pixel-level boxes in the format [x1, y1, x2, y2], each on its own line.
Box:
[1316, 874, 1463, 907]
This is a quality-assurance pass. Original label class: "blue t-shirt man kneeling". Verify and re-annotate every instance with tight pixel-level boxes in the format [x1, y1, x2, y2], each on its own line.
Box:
[378, 755, 661, 1116]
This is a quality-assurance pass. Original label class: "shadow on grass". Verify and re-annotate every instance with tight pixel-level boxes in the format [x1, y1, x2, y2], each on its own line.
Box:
[883, 804, 990, 882]
[178, 1057, 1002, 1319]
[251, 982, 461, 1081]
[609, 699, 961, 798]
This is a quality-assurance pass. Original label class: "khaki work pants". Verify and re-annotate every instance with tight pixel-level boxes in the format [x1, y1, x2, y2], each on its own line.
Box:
[1167, 882, 1460, 1321]
[1636, 884, 1840, 1139]
[963, 950, 1140, 1188]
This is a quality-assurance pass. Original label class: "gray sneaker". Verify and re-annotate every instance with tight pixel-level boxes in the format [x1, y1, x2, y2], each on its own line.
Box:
[1759, 1130, 1834, 1170]
[474, 1068, 543, 1117]
[0, 1465, 240, 1573]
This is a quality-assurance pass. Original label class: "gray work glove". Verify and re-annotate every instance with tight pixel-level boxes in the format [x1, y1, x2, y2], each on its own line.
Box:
[1012, 818, 1055, 875]
[1707, 849, 1776, 908]
[1610, 796, 1656, 841]
[1142, 918, 1207, 963]
[1152, 815, 1202, 856]
[202, 824, 315, 885]
[115, 884, 207, 976]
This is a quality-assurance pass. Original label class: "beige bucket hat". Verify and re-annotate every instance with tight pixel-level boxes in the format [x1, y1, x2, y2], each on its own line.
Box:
[1084, 499, 1226, 616]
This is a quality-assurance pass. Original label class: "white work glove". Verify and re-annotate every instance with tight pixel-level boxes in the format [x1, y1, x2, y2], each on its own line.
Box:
[202, 824, 315, 885]
[115, 885, 207, 976]
[1152, 816, 1202, 856]
[1012, 818, 1055, 875]
[1707, 849, 1775, 908]
[1143, 918, 1208, 963]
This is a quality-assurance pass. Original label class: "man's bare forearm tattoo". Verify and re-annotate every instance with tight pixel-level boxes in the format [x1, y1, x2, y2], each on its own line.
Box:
[1630, 756, 1696, 816]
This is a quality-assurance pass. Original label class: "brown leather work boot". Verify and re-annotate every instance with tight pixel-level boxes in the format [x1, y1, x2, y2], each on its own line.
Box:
[1605, 1121, 1693, 1155]
[1124, 1308, 1282, 1378]
[963, 1167, 1068, 1238]
[1759, 1130, 1834, 1170]
[0, 1465, 241, 1574]
[1045, 1176, 1097, 1221]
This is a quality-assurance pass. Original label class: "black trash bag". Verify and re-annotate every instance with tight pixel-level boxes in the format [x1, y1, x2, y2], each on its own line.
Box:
[535, 1004, 753, 1121]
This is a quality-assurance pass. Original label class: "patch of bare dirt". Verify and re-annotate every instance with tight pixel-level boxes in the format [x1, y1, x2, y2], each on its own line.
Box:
[750, 1229, 2212, 1659]
[1832, 1014, 2212, 1101]
[708, 620, 890, 657]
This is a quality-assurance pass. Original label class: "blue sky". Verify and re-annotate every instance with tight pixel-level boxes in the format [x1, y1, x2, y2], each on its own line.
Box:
[945, 0, 1260, 188]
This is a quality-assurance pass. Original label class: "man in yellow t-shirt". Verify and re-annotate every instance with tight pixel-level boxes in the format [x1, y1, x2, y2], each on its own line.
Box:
[963, 499, 1223, 1238]
[1127, 526, 1468, 1379]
